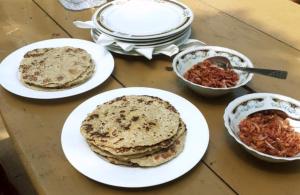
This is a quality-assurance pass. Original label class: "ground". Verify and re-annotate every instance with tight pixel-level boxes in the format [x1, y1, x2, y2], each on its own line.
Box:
[0, 116, 36, 195]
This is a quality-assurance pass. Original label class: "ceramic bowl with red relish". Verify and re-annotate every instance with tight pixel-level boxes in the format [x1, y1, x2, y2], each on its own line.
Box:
[224, 93, 300, 162]
[172, 46, 254, 96]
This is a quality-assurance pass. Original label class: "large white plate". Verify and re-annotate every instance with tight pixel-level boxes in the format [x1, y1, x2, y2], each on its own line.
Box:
[92, 0, 193, 40]
[0, 38, 114, 99]
[61, 87, 209, 188]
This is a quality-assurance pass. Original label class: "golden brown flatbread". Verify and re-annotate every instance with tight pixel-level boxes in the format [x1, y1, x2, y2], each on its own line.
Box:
[88, 119, 186, 161]
[81, 95, 181, 155]
[19, 46, 95, 90]
[99, 133, 186, 167]
[80, 95, 187, 167]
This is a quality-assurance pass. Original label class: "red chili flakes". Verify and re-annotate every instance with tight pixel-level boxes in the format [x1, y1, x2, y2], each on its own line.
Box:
[239, 110, 300, 157]
[184, 59, 239, 88]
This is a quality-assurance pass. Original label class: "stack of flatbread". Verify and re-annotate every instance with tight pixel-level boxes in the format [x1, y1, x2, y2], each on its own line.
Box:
[19, 46, 95, 90]
[81, 95, 187, 167]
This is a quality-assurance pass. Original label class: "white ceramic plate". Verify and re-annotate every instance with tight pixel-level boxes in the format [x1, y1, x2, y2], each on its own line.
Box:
[61, 87, 209, 187]
[0, 38, 114, 99]
[92, 0, 193, 40]
[92, 26, 191, 46]
[91, 28, 191, 56]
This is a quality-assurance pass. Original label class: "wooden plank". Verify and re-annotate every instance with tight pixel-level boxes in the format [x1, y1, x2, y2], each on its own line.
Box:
[33, 0, 300, 98]
[0, 0, 68, 60]
[32, 0, 300, 194]
[186, 0, 300, 101]
[200, 0, 300, 51]
[0, 0, 236, 194]
[0, 86, 238, 195]
[0, 0, 71, 193]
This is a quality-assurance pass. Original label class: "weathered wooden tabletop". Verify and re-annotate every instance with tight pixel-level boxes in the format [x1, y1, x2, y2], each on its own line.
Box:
[1, 0, 300, 194]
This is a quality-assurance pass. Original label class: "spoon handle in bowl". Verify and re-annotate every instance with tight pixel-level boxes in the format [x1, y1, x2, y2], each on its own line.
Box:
[232, 67, 288, 79]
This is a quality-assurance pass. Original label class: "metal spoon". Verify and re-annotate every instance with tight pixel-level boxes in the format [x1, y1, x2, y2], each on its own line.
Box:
[250, 110, 300, 133]
[207, 56, 288, 79]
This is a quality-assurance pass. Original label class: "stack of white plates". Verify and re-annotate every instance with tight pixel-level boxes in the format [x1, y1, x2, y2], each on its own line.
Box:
[90, 0, 194, 56]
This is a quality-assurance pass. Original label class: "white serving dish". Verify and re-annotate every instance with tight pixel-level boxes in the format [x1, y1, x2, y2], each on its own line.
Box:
[0, 38, 114, 99]
[61, 87, 209, 187]
[172, 46, 254, 97]
[224, 93, 300, 162]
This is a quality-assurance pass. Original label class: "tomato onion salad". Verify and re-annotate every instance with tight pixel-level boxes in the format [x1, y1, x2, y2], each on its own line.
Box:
[184, 59, 239, 88]
[239, 110, 300, 157]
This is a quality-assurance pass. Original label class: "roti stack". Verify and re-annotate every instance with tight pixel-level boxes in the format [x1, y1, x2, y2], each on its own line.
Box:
[19, 46, 95, 90]
[80, 95, 187, 167]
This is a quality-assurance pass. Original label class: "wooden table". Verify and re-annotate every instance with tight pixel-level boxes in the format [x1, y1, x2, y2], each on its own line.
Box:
[1, 0, 300, 194]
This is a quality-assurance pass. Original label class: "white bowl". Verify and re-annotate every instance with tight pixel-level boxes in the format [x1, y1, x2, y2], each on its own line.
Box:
[172, 46, 254, 97]
[224, 93, 300, 162]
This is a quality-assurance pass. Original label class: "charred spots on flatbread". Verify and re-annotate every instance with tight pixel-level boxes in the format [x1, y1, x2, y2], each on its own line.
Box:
[56, 75, 64, 81]
[122, 123, 131, 130]
[65, 48, 73, 52]
[87, 114, 99, 121]
[108, 96, 127, 104]
[115, 147, 131, 153]
[24, 49, 46, 58]
[145, 100, 154, 105]
[39, 59, 45, 65]
[89, 132, 101, 137]
[131, 116, 139, 122]
[82, 124, 93, 132]
[34, 71, 40, 76]
[42, 78, 52, 84]
[130, 108, 138, 112]
[113, 138, 124, 144]
[27, 75, 37, 81]
[161, 151, 172, 159]
[166, 105, 177, 113]
[90, 131, 110, 138]
[142, 121, 156, 131]
[115, 118, 122, 123]
[148, 121, 156, 126]
[103, 111, 108, 117]
[20, 64, 30, 71]
[120, 113, 126, 119]
[111, 129, 118, 137]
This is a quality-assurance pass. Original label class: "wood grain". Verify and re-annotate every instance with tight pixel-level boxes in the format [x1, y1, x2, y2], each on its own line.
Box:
[0, 0, 236, 194]
[200, 0, 300, 51]
[31, 0, 300, 194]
